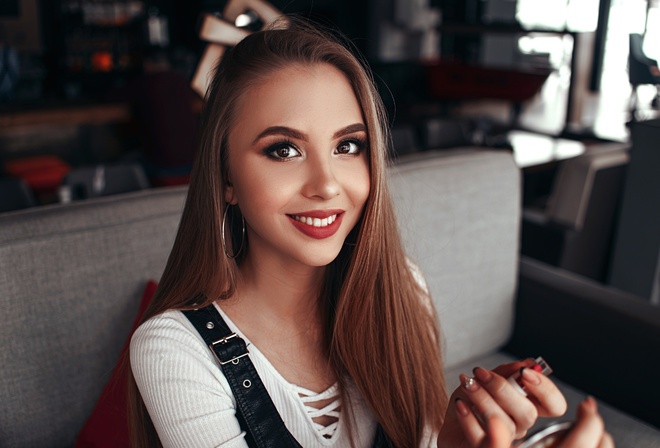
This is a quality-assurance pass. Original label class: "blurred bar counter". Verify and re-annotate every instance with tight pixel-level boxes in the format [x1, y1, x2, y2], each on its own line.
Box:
[0, 102, 131, 130]
[0, 101, 134, 167]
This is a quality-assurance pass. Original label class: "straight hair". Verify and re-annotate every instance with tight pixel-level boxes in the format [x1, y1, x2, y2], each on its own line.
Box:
[127, 18, 448, 448]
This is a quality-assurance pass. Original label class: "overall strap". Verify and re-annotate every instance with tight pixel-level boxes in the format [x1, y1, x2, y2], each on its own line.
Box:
[373, 425, 394, 448]
[183, 304, 302, 448]
[183, 303, 395, 448]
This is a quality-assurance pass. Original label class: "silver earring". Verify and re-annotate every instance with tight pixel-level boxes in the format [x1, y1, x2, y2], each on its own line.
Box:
[221, 204, 245, 259]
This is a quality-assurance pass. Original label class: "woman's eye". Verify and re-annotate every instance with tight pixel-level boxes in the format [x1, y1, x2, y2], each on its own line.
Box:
[265, 143, 301, 160]
[336, 139, 365, 155]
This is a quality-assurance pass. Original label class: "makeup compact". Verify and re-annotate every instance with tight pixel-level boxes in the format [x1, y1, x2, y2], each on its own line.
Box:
[516, 421, 573, 448]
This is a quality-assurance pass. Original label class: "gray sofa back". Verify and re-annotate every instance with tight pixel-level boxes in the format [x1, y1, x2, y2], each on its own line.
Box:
[0, 148, 520, 447]
[0, 187, 187, 447]
[389, 149, 520, 368]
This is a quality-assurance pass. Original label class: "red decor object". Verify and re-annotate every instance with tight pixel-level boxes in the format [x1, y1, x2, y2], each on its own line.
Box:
[4, 156, 71, 196]
[74, 280, 158, 448]
[425, 62, 552, 102]
[91, 51, 113, 72]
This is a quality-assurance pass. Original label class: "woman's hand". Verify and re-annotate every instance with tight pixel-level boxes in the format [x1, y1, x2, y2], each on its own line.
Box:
[438, 359, 567, 447]
[465, 398, 614, 448]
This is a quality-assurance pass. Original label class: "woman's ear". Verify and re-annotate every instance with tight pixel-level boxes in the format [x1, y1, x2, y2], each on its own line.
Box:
[224, 182, 237, 205]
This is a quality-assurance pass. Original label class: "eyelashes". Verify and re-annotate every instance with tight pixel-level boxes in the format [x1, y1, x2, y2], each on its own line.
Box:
[262, 140, 300, 160]
[336, 137, 367, 155]
[262, 137, 367, 161]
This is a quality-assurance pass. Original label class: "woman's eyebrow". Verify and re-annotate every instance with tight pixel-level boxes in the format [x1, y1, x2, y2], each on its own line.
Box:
[333, 123, 366, 139]
[253, 126, 307, 144]
[253, 123, 366, 145]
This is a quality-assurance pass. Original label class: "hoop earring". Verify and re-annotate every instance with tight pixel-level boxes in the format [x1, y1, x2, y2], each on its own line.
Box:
[221, 204, 245, 259]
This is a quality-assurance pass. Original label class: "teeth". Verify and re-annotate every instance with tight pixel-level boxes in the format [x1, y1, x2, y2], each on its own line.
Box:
[292, 214, 337, 227]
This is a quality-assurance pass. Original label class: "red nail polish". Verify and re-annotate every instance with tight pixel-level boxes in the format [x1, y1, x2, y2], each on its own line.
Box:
[507, 356, 553, 396]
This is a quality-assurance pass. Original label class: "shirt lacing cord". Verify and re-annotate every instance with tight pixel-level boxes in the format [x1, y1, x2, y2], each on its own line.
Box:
[296, 385, 342, 438]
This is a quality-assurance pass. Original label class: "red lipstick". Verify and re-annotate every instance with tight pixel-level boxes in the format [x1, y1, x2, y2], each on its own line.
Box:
[507, 356, 553, 396]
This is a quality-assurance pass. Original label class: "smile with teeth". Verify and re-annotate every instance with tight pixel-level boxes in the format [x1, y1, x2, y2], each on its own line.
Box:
[290, 214, 338, 228]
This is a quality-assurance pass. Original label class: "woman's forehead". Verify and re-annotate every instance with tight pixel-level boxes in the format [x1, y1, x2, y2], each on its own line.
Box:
[227, 63, 365, 143]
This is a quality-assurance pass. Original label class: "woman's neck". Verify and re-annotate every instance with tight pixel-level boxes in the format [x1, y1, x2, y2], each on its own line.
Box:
[222, 251, 335, 390]
[232, 251, 326, 332]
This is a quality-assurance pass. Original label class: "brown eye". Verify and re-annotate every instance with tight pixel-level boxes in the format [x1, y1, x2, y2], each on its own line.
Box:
[277, 147, 291, 158]
[264, 143, 301, 160]
[335, 139, 364, 155]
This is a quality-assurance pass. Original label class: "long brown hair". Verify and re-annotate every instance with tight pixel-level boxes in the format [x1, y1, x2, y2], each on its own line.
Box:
[128, 19, 447, 448]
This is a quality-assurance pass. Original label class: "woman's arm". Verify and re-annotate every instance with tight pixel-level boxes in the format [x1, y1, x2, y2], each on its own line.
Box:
[130, 311, 249, 448]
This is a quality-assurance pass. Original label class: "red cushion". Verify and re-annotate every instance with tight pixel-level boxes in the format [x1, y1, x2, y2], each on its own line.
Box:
[20, 165, 71, 192]
[74, 280, 158, 448]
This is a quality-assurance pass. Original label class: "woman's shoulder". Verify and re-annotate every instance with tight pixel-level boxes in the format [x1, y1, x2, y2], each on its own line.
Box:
[129, 307, 235, 395]
[132, 309, 193, 341]
[130, 309, 212, 366]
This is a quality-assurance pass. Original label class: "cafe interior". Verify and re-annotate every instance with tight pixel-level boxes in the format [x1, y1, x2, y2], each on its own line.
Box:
[0, 0, 659, 446]
[3, 0, 657, 297]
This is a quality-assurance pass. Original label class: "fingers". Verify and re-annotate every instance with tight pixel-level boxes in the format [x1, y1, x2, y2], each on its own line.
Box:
[560, 397, 608, 448]
[459, 373, 518, 437]
[458, 362, 568, 439]
[454, 368, 614, 448]
[519, 367, 568, 417]
[471, 368, 538, 438]
[453, 358, 572, 446]
[491, 358, 536, 378]
[455, 397, 486, 446]
[479, 415, 515, 448]
[454, 398, 514, 448]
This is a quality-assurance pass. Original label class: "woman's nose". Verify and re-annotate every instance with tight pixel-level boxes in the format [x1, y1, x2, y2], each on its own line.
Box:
[301, 155, 340, 200]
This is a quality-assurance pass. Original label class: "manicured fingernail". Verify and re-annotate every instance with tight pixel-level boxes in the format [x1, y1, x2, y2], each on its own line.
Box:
[521, 367, 541, 385]
[455, 397, 470, 417]
[460, 373, 480, 391]
[472, 366, 493, 384]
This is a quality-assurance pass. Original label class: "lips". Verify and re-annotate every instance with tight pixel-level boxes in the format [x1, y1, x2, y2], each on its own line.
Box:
[287, 210, 344, 239]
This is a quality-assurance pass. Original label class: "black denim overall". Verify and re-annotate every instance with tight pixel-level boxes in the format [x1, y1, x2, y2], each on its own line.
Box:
[184, 305, 393, 448]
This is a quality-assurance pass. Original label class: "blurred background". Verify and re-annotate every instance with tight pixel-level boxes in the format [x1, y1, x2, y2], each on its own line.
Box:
[1, 0, 659, 301]
[1, 0, 659, 163]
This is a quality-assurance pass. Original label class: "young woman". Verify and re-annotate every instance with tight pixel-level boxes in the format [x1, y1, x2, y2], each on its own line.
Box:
[128, 20, 613, 448]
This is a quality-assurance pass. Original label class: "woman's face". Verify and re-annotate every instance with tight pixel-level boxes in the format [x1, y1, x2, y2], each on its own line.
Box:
[225, 62, 370, 269]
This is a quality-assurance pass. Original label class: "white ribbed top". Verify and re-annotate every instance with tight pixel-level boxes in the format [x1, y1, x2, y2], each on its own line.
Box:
[130, 303, 378, 447]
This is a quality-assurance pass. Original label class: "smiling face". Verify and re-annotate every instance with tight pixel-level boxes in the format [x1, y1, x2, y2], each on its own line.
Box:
[225, 63, 371, 269]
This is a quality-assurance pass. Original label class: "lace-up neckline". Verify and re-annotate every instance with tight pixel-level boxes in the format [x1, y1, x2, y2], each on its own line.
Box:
[214, 304, 343, 440]
[296, 384, 341, 438]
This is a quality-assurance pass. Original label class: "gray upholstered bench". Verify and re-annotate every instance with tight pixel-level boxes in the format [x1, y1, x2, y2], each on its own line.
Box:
[1, 149, 658, 447]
